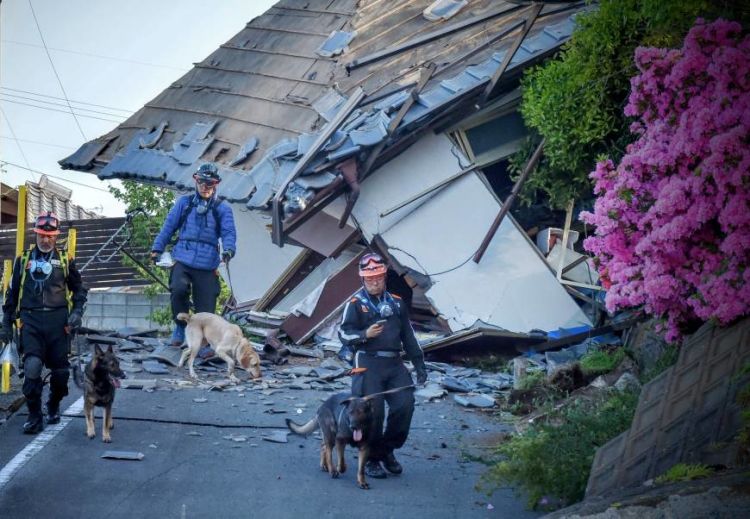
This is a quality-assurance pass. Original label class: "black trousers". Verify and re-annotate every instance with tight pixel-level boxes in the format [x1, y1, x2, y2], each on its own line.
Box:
[170, 261, 221, 323]
[352, 352, 415, 462]
[19, 308, 70, 404]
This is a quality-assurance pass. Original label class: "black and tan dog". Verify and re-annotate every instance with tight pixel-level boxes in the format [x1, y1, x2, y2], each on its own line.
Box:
[76, 344, 126, 443]
[286, 392, 376, 489]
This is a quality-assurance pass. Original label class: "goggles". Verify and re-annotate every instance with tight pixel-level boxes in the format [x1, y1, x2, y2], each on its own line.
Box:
[359, 253, 387, 278]
[33, 212, 61, 235]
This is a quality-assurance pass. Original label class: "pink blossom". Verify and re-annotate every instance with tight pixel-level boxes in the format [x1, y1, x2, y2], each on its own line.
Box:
[583, 19, 750, 342]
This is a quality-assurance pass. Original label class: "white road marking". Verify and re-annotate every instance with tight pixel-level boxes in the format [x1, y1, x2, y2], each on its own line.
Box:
[0, 396, 83, 489]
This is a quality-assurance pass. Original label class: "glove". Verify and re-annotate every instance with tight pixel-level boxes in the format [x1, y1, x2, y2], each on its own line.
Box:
[150, 251, 160, 264]
[0, 320, 11, 344]
[67, 310, 83, 332]
[415, 365, 428, 385]
[222, 250, 235, 263]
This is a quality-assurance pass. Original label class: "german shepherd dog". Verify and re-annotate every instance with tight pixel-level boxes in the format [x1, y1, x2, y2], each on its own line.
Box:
[76, 344, 126, 443]
[286, 392, 376, 489]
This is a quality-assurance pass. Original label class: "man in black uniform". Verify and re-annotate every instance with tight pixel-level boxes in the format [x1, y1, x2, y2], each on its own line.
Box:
[1, 212, 87, 434]
[339, 253, 428, 479]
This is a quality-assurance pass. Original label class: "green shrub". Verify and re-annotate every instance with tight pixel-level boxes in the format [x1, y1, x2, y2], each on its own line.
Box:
[654, 463, 714, 484]
[518, 369, 546, 390]
[482, 390, 639, 509]
[579, 348, 626, 376]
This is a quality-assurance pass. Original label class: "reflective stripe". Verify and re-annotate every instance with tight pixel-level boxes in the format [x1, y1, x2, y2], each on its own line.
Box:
[354, 350, 362, 369]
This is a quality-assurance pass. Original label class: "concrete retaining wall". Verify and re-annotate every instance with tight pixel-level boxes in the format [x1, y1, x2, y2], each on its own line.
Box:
[83, 291, 171, 331]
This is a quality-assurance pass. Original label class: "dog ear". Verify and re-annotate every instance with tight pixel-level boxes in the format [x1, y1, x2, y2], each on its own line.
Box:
[94, 344, 103, 356]
[107, 344, 114, 353]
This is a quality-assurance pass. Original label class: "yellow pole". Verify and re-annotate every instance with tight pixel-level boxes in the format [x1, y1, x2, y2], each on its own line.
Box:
[67, 227, 77, 259]
[15, 185, 27, 258]
[1, 260, 11, 393]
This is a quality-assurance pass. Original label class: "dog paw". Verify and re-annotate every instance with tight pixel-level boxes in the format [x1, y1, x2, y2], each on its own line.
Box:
[102, 436, 112, 443]
[86, 432, 95, 439]
[330, 471, 339, 479]
[358, 481, 370, 490]
[338, 465, 347, 474]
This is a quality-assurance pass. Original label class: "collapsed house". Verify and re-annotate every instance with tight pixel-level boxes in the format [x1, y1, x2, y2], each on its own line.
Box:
[61, 0, 601, 358]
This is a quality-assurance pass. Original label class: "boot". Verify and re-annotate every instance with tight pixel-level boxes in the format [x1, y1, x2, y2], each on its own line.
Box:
[23, 399, 44, 434]
[46, 399, 61, 425]
[383, 451, 403, 474]
[364, 460, 387, 479]
[170, 323, 186, 347]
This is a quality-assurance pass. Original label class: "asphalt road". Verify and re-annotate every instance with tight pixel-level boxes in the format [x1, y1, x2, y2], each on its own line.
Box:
[0, 364, 540, 519]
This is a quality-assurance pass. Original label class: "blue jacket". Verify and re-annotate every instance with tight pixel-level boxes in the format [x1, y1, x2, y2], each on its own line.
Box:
[152, 194, 237, 271]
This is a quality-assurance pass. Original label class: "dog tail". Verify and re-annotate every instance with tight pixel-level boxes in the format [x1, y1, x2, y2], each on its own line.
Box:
[285, 417, 319, 436]
[176, 312, 191, 323]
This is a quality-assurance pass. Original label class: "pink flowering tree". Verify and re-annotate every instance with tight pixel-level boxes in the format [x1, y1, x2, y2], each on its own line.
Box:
[581, 19, 750, 342]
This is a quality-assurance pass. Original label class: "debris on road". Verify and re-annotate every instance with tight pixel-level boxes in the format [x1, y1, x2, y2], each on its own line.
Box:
[100, 451, 145, 461]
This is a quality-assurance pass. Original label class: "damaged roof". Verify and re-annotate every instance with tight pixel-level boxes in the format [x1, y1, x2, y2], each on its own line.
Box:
[60, 0, 586, 208]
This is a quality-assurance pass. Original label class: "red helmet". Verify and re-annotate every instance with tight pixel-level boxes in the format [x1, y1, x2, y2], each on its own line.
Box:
[33, 211, 61, 236]
[359, 253, 387, 278]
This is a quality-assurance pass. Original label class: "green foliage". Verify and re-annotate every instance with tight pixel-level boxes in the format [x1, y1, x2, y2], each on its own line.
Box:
[737, 364, 750, 460]
[513, 0, 748, 209]
[654, 463, 714, 484]
[518, 369, 546, 390]
[579, 347, 626, 376]
[639, 345, 680, 383]
[482, 390, 639, 509]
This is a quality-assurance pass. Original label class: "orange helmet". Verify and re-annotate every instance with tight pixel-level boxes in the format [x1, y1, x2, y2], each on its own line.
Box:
[359, 253, 387, 278]
[33, 211, 61, 236]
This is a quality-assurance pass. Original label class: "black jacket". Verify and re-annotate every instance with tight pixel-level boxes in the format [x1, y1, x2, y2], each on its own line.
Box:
[339, 287, 425, 369]
[2, 247, 87, 323]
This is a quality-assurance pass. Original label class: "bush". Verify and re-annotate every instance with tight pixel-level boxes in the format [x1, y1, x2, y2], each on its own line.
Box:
[579, 348, 627, 376]
[639, 345, 679, 383]
[482, 390, 639, 509]
[581, 19, 750, 342]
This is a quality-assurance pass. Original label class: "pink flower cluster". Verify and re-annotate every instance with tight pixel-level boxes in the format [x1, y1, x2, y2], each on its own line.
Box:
[581, 19, 750, 342]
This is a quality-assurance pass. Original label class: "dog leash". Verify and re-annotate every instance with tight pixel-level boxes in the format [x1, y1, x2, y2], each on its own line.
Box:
[363, 384, 418, 400]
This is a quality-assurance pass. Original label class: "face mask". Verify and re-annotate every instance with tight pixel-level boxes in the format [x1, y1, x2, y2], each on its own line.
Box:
[377, 300, 394, 318]
[29, 259, 53, 277]
[193, 195, 210, 215]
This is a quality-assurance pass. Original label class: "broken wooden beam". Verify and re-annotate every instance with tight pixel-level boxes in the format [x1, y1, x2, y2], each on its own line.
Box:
[473, 138, 545, 263]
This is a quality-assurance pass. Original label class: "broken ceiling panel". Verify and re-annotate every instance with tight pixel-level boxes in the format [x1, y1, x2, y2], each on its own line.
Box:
[331, 131, 591, 334]
[324, 132, 467, 237]
[220, 208, 303, 305]
[288, 209, 358, 257]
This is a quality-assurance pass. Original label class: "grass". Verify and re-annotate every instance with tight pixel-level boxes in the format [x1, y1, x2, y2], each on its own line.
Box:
[579, 347, 627, 376]
[480, 389, 640, 510]
[654, 463, 714, 484]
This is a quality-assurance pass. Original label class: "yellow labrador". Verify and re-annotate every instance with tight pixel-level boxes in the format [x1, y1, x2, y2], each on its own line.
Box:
[176, 312, 262, 382]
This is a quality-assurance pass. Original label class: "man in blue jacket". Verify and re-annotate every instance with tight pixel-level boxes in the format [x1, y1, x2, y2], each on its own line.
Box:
[151, 163, 237, 346]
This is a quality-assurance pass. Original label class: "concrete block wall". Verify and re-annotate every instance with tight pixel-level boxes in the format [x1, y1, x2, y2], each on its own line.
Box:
[83, 291, 171, 331]
[586, 316, 750, 497]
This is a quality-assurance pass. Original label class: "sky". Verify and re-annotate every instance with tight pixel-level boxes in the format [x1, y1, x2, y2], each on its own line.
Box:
[0, 0, 276, 216]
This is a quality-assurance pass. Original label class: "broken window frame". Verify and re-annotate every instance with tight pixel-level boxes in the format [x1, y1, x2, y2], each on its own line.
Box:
[450, 89, 526, 169]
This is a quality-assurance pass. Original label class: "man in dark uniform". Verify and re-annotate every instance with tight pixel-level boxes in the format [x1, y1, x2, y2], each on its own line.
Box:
[339, 253, 428, 479]
[1, 212, 87, 434]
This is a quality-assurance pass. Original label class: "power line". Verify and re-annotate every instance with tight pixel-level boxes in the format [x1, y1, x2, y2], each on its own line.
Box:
[0, 98, 124, 123]
[1, 92, 129, 118]
[0, 160, 112, 193]
[1, 86, 135, 113]
[27, 0, 87, 140]
[0, 106, 37, 181]
[2, 39, 189, 72]
[0, 135, 76, 150]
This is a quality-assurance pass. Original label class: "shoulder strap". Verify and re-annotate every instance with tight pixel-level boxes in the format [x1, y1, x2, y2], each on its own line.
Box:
[59, 248, 72, 311]
[212, 200, 222, 236]
[15, 249, 33, 315]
